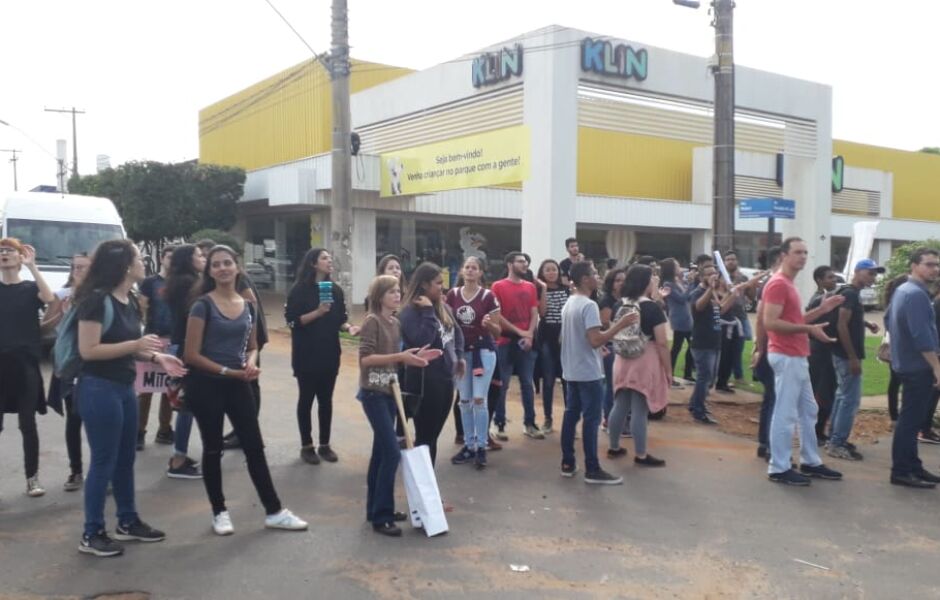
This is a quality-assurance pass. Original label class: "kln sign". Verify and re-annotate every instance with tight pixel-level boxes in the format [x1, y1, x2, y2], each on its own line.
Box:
[472, 44, 523, 88]
[581, 38, 648, 82]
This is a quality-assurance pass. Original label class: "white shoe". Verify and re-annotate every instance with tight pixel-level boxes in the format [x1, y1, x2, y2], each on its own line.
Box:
[264, 508, 308, 531]
[26, 476, 45, 497]
[212, 511, 234, 536]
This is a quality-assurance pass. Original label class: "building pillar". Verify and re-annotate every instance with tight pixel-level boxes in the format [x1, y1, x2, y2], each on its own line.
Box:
[274, 216, 289, 292]
[352, 209, 376, 304]
[875, 239, 893, 266]
[520, 27, 580, 268]
[690, 230, 711, 263]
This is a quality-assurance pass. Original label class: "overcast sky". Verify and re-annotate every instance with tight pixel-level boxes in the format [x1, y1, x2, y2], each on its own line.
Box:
[1, 0, 936, 192]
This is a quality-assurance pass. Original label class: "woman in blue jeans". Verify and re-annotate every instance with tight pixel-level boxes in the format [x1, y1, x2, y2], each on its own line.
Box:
[75, 239, 186, 557]
[358, 275, 441, 537]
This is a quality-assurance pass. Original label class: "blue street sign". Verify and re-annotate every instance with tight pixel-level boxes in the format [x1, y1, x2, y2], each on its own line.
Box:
[739, 197, 796, 219]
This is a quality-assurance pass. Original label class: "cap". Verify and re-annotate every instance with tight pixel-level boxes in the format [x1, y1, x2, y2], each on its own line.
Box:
[854, 258, 885, 273]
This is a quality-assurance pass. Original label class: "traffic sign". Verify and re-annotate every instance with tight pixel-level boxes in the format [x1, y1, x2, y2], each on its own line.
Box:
[739, 197, 795, 219]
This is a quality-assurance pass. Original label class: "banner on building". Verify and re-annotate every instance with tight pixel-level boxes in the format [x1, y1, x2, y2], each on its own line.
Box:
[380, 125, 530, 197]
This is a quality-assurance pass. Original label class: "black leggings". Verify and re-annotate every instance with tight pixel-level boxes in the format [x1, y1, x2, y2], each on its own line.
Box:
[413, 374, 454, 465]
[296, 368, 339, 447]
[65, 394, 83, 475]
[186, 372, 282, 516]
[670, 331, 694, 379]
[0, 358, 40, 480]
[888, 368, 901, 421]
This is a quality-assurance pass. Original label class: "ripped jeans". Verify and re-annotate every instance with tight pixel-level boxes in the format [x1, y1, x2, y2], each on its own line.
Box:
[457, 349, 497, 451]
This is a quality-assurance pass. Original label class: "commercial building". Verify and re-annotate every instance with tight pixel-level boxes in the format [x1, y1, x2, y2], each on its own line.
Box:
[199, 25, 940, 300]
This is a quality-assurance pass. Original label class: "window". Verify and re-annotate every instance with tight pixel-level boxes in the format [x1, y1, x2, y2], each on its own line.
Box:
[6, 219, 123, 266]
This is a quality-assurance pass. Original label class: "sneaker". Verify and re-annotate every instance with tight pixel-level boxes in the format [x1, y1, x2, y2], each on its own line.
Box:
[486, 436, 503, 451]
[222, 433, 241, 450]
[826, 444, 859, 461]
[167, 458, 203, 479]
[606, 447, 628, 459]
[495, 425, 509, 442]
[756, 445, 768, 459]
[918, 430, 940, 445]
[451, 446, 476, 465]
[264, 508, 308, 531]
[890, 473, 937, 489]
[79, 531, 124, 557]
[634, 455, 666, 467]
[26, 476, 45, 497]
[63, 472, 84, 492]
[816, 433, 830, 446]
[136, 430, 145, 451]
[114, 519, 166, 542]
[474, 448, 487, 470]
[184, 456, 200, 469]
[317, 445, 338, 463]
[212, 511, 235, 536]
[523, 424, 545, 440]
[154, 428, 174, 445]
[584, 469, 624, 485]
[800, 463, 843, 480]
[541, 418, 554, 434]
[601, 418, 609, 434]
[714, 385, 735, 394]
[300, 446, 321, 465]
[670, 380, 684, 390]
[692, 414, 718, 426]
[372, 522, 402, 537]
[454, 434, 465, 446]
[768, 469, 811, 486]
[561, 463, 578, 478]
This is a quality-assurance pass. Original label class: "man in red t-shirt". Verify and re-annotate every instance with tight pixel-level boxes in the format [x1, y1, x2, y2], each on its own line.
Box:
[762, 237, 845, 486]
[491, 251, 541, 440]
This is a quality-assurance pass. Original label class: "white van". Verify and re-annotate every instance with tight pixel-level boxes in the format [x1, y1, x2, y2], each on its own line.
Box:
[0, 191, 126, 291]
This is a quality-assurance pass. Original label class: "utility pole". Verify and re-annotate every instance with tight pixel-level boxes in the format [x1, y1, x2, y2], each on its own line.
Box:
[328, 0, 353, 295]
[0, 149, 21, 191]
[711, 0, 736, 253]
[44, 106, 85, 176]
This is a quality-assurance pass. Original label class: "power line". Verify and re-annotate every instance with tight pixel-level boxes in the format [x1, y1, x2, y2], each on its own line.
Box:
[260, 0, 328, 66]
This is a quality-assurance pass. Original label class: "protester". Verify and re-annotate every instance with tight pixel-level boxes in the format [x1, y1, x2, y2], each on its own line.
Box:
[660, 258, 694, 385]
[559, 237, 580, 287]
[752, 247, 783, 459]
[43, 253, 92, 492]
[371, 255, 411, 446]
[805, 265, 839, 444]
[137, 245, 176, 449]
[721, 251, 752, 384]
[75, 239, 185, 556]
[885, 248, 940, 488]
[536, 259, 568, 434]
[183, 245, 308, 535]
[882, 275, 908, 424]
[607, 264, 670, 467]
[446, 256, 500, 468]
[162, 245, 205, 479]
[358, 274, 441, 536]
[491, 252, 541, 440]
[762, 237, 844, 486]
[828, 259, 883, 460]
[0, 237, 54, 498]
[559, 261, 635, 485]
[687, 264, 738, 425]
[598, 267, 625, 427]
[286, 248, 359, 466]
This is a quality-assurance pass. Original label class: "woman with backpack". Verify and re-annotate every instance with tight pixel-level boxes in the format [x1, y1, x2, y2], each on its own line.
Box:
[73, 239, 186, 557]
[286, 248, 359, 466]
[536, 259, 568, 434]
[607, 264, 671, 467]
[183, 245, 307, 536]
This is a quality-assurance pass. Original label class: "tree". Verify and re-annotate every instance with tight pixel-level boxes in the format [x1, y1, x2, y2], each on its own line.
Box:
[881, 239, 940, 301]
[188, 228, 242, 255]
[920, 147, 940, 155]
[69, 161, 245, 244]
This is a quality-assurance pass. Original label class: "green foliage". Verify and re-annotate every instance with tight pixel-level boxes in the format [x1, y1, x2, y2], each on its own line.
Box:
[68, 161, 245, 244]
[920, 147, 940, 155]
[188, 228, 242, 255]
[882, 239, 940, 293]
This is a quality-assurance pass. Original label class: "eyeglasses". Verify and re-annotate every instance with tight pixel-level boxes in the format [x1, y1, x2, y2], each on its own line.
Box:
[922, 262, 940, 268]
[0, 247, 18, 255]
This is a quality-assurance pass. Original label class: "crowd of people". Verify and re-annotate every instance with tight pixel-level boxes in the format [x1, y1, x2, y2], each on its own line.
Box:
[1, 232, 939, 555]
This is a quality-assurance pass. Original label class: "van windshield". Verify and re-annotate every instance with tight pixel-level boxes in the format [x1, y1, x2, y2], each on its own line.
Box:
[6, 218, 124, 266]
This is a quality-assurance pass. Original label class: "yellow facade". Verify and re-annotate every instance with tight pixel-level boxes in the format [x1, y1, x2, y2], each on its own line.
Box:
[834, 140, 940, 222]
[577, 127, 702, 201]
[199, 59, 412, 171]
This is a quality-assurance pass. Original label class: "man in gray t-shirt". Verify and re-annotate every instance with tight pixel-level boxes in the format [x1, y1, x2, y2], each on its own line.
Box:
[559, 261, 635, 485]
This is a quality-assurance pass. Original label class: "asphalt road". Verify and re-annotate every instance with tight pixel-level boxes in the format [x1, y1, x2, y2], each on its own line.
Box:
[2, 330, 940, 599]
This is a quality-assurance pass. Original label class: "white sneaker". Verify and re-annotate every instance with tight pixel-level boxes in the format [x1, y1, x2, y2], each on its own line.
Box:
[212, 511, 234, 536]
[26, 476, 45, 497]
[264, 508, 308, 531]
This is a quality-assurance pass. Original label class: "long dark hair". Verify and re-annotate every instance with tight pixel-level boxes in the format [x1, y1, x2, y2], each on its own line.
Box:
[165, 244, 202, 317]
[659, 258, 678, 284]
[404, 262, 454, 329]
[294, 248, 330, 292]
[455, 255, 487, 288]
[377, 254, 402, 279]
[884, 274, 909, 308]
[602, 267, 625, 300]
[537, 259, 561, 289]
[622, 264, 654, 300]
[74, 240, 138, 305]
[201, 245, 243, 294]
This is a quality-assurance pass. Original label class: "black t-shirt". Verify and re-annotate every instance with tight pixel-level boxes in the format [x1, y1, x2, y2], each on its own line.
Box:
[559, 258, 573, 280]
[0, 281, 43, 360]
[690, 286, 721, 350]
[832, 286, 866, 359]
[284, 281, 348, 375]
[140, 274, 173, 336]
[638, 300, 667, 339]
[539, 286, 569, 343]
[805, 290, 837, 354]
[77, 292, 142, 385]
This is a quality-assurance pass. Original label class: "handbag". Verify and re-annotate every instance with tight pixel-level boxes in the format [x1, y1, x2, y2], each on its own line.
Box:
[877, 330, 891, 363]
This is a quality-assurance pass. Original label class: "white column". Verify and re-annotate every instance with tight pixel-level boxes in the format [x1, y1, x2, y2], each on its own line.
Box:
[352, 209, 376, 304]
[521, 28, 580, 267]
[875, 239, 893, 266]
[274, 217, 288, 292]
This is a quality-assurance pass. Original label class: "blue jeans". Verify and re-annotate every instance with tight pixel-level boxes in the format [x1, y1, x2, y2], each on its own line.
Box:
[603, 346, 615, 420]
[539, 339, 564, 422]
[689, 348, 719, 418]
[357, 388, 401, 525]
[767, 353, 822, 474]
[495, 343, 537, 428]
[561, 379, 604, 473]
[173, 410, 194, 457]
[892, 369, 934, 477]
[457, 350, 496, 451]
[830, 355, 863, 447]
[76, 374, 139, 537]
